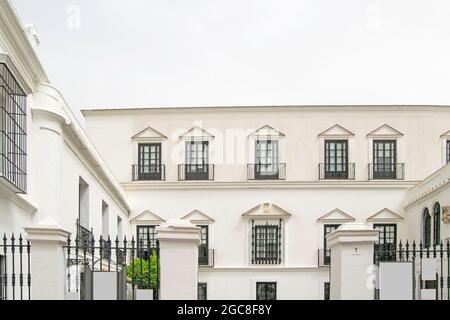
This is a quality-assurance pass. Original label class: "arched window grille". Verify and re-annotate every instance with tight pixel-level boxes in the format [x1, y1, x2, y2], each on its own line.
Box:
[433, 202, 441, 245]
[423, 208, 432, 248]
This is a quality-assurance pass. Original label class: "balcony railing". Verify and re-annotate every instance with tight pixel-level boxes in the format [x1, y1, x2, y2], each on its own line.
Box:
[368, 163, 405, 180]
[178, 164, 214, 181]
[198, 248, 214, 267]
[76, 220, 93, 251]
[247, 163, 286, 180]
[132, 164, 165, 181]
[318, 163, 355, 180]
[318, 249, 331, 267]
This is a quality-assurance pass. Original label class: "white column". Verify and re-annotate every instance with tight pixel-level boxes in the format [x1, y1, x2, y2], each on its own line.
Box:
[25, 217, 70, 300]
[156, 219, 201, 300]
[327, 222, 379, 300]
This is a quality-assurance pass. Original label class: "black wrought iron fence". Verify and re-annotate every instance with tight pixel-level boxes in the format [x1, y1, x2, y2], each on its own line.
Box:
[374, 240, 450, 300]
[65, 234, 160, 300]
[0, 233, 31, 300]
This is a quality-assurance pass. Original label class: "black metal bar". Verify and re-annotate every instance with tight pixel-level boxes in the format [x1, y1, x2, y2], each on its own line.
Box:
[251, 220, 255, 264]
[131, 236, 135, 300]
[67, 234, 71, 293]
[3, 234, 7, 300]
[18, 234, 23, 300]
[11, 233, 15, 300]
[26, 240, 30, 300]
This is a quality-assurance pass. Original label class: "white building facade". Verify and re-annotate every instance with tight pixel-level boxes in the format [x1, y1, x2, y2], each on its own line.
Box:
[1, 0, 449, 300]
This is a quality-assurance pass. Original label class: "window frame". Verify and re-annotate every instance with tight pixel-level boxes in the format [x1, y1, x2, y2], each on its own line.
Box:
[256, 282, 277, 301]
[372, 140, 397, 179]
[138, 143, 162, 180]
[374, 223, 397, 262]
[253, 223, 281, 264]
[323, 224, 340, 264]
[447, 140, 450, 164]
[197, 225, 209, 266]
[433, 203, 441, 246]
[324, 140, 349, 179]
[255, 140, 279, 180]
[185, 140, 209, 180]
[198, 283, 207, 300]
[423, 208, 432, 248]
[136, 225, 158, 259]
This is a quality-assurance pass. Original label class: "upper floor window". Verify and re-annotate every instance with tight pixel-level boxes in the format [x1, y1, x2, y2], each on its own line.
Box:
[423, 208, 432, 248]
[371, 140, 399, 180]
[256, 282, 277, 300]
[180, 141, 213, 181]
[0, 63, 27, 193]
[447, 140, 450, 164]
[324, 140, 349, 179]
[254, 140, 280, 180]
[251, 220, 282, 265]
[136, 143, 163, 181]
[198, 225, 210, 266]
[433, 203, 441, 246]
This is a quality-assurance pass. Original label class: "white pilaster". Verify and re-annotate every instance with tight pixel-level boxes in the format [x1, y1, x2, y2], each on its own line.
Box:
[327, 222, 379, 300]
[156, 219, 201, 300]
[25, 217, 70, 300]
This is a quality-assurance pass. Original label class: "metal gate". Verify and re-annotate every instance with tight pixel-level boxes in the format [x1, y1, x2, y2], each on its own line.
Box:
[0, 233, 31, 300]
[65, 231, 160, 300]
[375, 241, 450, 300]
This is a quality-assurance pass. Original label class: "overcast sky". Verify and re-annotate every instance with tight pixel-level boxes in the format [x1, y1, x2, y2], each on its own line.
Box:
[10, 0, 450, 113]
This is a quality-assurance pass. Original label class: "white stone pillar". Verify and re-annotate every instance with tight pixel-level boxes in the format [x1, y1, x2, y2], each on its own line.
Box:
[156, 219, 201, 300]
[327, 222, 379, 300]
[25, 217, 70, 300]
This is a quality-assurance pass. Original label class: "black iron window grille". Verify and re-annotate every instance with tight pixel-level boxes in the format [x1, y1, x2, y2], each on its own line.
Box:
[433, 203, 441, 246]
[198, 283, 207, 300]
[371, 140, 400, 179]
[324, 140, 349, 179]
[254, 140, 280, 180]
[447, 140, 450, 164]
[322, 224, 340, 265]
[76, 219, 93, 252]
[423, 208, 432, 248]
[0, 63, 27, 193]
[137, 225, 157, 259]
[251, 220, 282, 264]
[134, 144, 164, 181]
[1, 233, 31, 300]
[374, 224, 397, 262]
[198, 226, 209, 266]
[256, 282, 277, 300]
[181, 141, 211, 181]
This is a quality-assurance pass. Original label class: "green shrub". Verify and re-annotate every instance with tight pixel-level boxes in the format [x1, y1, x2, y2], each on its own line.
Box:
[127, 251, 159, 290]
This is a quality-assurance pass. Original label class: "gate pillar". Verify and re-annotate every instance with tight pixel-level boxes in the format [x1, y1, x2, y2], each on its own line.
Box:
[327, 222, 379, 300]
[25, 217, 70, 300]
[156, 219, 201, 300]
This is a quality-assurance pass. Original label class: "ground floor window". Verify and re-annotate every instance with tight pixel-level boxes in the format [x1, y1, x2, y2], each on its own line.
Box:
[0, 255, 4, 300]
[324, 282, 330, 300]
[256, 282, 277, 300]
[137, 225, 157, 259]
[198, 283, 207, 300]
[374, 224, 397, 261]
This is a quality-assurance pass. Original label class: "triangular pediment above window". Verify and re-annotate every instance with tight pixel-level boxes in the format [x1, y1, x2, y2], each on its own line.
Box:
[242, 203, 292, 218]
[317, 208, 355, 222]
[367, 124, 403, 137]
[440, 130, 450, 138]
[248, 125, 285, 139]
[181, 210, 215, 224]
[132, 127, 167, 141]
[367, 208, 404, 222]
[130, 210, 166, 224]
[318, 124, 354, 137]
[179, 126, 215, 141]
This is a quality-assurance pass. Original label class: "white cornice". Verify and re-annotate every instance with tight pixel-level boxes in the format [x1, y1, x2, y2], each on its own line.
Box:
[122, 180, 418, 191]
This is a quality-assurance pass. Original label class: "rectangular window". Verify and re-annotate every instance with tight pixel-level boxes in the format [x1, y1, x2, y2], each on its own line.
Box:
[138, 143, 162, 180]
[323, 224, 340, 265]
[102, 201, 109, 237]
[0, 63, 27, 193]
[198, 283, 207, 300]
[137, 225, 157, 259]
[324, 282, 330, 300]
[256, 282, 277, 300]
[373, 140, 397, 179]
[255, 140, 279, 179]
[198, 226, 209, 265]
[253, 223, 281, 264]
[374, 224, 397, 262]
[185, 141, 209, 180]
[324, 140, 348, 179]
[447, 140, 450, 164]
[117, 216, 123, 241]
[78, 178, 89, 229]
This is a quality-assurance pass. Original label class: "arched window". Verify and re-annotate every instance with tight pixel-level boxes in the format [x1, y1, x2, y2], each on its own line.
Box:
[433, 202, 441, 245]
[423, 208, 431, 247]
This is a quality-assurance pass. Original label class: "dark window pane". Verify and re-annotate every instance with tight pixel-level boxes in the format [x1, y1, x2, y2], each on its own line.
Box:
[373, 140, 397, 179]
[423, 208, 432, 248]
[255, 140, 279, 179]
[137, 225, 157, 259]
[325, 140, 348, 179]
[198, 283, 207, 300]
[433, 203, 441, 245]
[256, 282, 277, 300]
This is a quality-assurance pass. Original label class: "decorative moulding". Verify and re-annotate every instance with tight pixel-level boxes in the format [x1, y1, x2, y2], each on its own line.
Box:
[242, 203, 292, 218]
[181, 209, 215, 224]
[366, 208, 404, 222]
[179, 126, 215, 141]
[130, 210, 166, 224]
[367, 124, 403, 137]
[131, 127, 167, 141]
[248, 125, 285, 140]
[317, 208, 356, 222]
[318, 124, 354, 137]
[440, 130, 450, 138]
